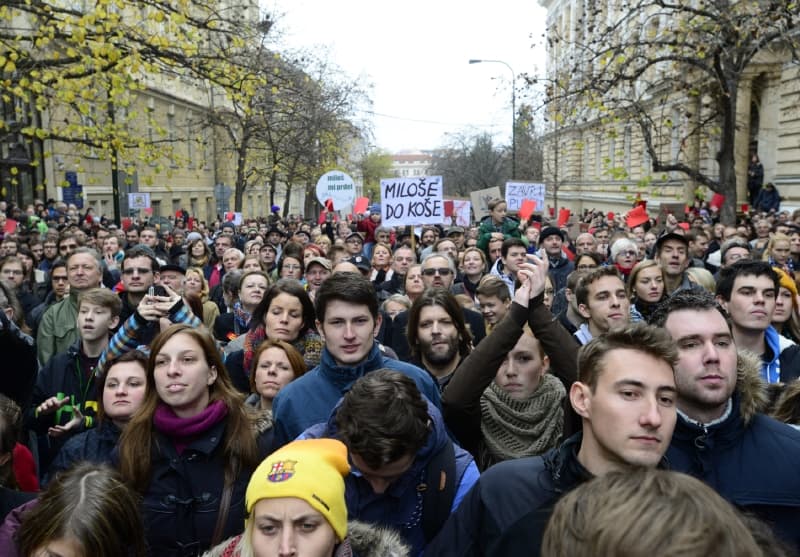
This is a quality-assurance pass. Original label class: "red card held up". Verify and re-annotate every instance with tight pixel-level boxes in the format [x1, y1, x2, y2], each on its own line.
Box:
[354, 197, 369, 214]
[518, 200, 537, 221]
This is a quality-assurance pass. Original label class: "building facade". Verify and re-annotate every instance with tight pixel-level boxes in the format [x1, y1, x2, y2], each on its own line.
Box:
[538, 0, 800, 216]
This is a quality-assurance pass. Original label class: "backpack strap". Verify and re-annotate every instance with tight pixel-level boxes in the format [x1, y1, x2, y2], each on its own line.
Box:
[420, 440, 457, 542]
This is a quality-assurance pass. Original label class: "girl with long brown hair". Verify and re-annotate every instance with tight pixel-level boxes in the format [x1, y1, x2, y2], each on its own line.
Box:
[117, 324, 263, 556]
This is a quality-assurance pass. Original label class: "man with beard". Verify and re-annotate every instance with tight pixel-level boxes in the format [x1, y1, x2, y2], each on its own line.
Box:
[388, 253, 485, 360]
[650, 289, 800, 551]
[407, 288, 473, 391]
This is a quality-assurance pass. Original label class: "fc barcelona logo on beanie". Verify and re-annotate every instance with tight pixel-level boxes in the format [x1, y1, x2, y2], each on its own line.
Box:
[267, 460, 296, 482]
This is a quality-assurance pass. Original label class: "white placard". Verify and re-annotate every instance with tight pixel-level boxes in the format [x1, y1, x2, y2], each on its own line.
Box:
[505, 181, 545, 213]
[452, 200, 471, 227]
[380, 176, 444, 227]
[316, 170, 355, 210]
[129, 193, 151, 210]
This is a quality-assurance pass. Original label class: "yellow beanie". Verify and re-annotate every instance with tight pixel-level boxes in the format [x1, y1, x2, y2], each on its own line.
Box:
[773, 267, 798, 310]
[246, 439, 350, 541]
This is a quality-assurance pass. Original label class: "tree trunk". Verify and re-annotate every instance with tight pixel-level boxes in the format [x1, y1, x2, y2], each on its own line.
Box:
[233, 140, 249, 213]
[717, 82, 738, 225]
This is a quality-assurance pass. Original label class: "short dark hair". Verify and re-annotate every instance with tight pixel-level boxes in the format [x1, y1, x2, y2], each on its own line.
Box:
[501, 237, 526, 258]
[406, 288, 473, 359]
[123, 246, 158, 272]
[578, 323, 678, 391]
[335, 370, 430, 470]
[315, 272, 379, 323]
[575, 266, 621, 308]
[715, 260, 779, 301]
[648, 288, 729, 329]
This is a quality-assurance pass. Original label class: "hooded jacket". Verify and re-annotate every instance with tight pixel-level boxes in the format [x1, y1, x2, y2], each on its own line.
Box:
[272, 342, 441, 448]
[667, 351, 800, 552]
[423, 433, 592, 557]
[763, 325, 800, 383]
[202, 521, 411, 557]
[303, 399, 479, 557]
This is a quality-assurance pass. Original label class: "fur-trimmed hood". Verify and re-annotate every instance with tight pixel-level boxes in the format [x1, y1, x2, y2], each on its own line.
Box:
[202, 520, 410, 557]
[735, 350, 770, 424]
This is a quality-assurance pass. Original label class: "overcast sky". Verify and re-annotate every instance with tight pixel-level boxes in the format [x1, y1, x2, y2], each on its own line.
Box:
[265, 0, 549, 153]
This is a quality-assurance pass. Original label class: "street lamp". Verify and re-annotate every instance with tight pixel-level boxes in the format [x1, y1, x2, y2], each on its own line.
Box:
[469, 59, 516, 179]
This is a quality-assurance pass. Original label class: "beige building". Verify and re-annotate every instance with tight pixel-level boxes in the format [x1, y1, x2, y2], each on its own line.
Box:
[390, 151, 433, 178]
[1, 0, 309, 224]
[538, 0, 800, 217]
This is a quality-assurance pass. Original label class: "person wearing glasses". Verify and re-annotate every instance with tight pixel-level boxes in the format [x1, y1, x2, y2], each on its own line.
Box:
[609, 237, 639, 282]
[388, 253, 486, 361]
[28, 261, 69, 336]
[344, 231, 365, 257]
[0, 256, 40, 317]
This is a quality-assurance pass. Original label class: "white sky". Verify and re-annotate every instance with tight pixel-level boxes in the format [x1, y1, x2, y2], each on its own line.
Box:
[264, 0, 549, 153]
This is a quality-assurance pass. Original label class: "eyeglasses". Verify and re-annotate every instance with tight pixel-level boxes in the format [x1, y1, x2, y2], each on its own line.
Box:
[422, 268, 453, 277]
[618, 250, 637, 257]
[346, 239, 362, 245]
[52, 276, 68, 282]
[122, 267, 153, 275]
[1, 269, 23, 276]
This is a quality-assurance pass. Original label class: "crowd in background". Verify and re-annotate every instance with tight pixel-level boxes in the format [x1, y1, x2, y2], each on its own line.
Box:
[0, 193, 797, 556]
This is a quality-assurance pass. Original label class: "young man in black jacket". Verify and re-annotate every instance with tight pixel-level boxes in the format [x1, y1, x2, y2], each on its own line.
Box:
[425, 321, 678, 556]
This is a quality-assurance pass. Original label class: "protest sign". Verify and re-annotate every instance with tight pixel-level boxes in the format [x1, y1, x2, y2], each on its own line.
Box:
[452, 200, 471, 227]
[470, 186, 502, 219]
[316, 170, 355, 210]
[380, 176, 444, 227]
[505, 182, 545, 213]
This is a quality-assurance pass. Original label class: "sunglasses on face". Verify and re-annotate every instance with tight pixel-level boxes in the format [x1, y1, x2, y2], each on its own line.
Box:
[422, 268, 453, 276]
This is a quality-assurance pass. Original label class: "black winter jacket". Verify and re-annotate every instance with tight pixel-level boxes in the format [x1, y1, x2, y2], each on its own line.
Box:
[424, 433, 592, 557]
[137, 419, 268, 557]
[45, 420, 121, 485]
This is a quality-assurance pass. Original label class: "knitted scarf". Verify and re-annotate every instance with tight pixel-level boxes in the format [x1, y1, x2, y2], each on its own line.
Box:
[480, 374, 565, 465]
[153, 400, 228, 454]
[232, 302, 251, 332]
[242, 325, 324, 375]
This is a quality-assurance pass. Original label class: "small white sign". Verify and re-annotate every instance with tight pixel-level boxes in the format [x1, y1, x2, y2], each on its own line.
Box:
[316, 170, 356, 210]
[129, 193, 151, 210]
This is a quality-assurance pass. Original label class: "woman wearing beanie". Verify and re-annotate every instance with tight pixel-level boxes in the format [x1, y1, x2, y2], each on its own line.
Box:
[771, 267, 800, 343]
[204, 439, 410, 557]
[117, 324, 265, 556]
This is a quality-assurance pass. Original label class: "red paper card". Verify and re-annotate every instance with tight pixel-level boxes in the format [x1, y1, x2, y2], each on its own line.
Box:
[710, 193, 725, 210]
[558, 208, 571, 228]
[444, 200, 454, 217]
[741, 203, 750, 212]
[519, 200, 537, 220]
[354, 197, 369, 214]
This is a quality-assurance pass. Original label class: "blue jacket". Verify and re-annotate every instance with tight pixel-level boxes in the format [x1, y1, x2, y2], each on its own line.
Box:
[763, 325, 800, 383]
[667, 353, 800, 552]
[304, 399, 479, 557]
[272, 341, 441, 448]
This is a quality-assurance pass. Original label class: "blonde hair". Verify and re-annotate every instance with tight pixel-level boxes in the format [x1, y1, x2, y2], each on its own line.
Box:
[185, 267, 210, 299]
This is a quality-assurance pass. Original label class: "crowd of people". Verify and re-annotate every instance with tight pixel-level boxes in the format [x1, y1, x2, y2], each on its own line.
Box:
[0, 195, 798, 556]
